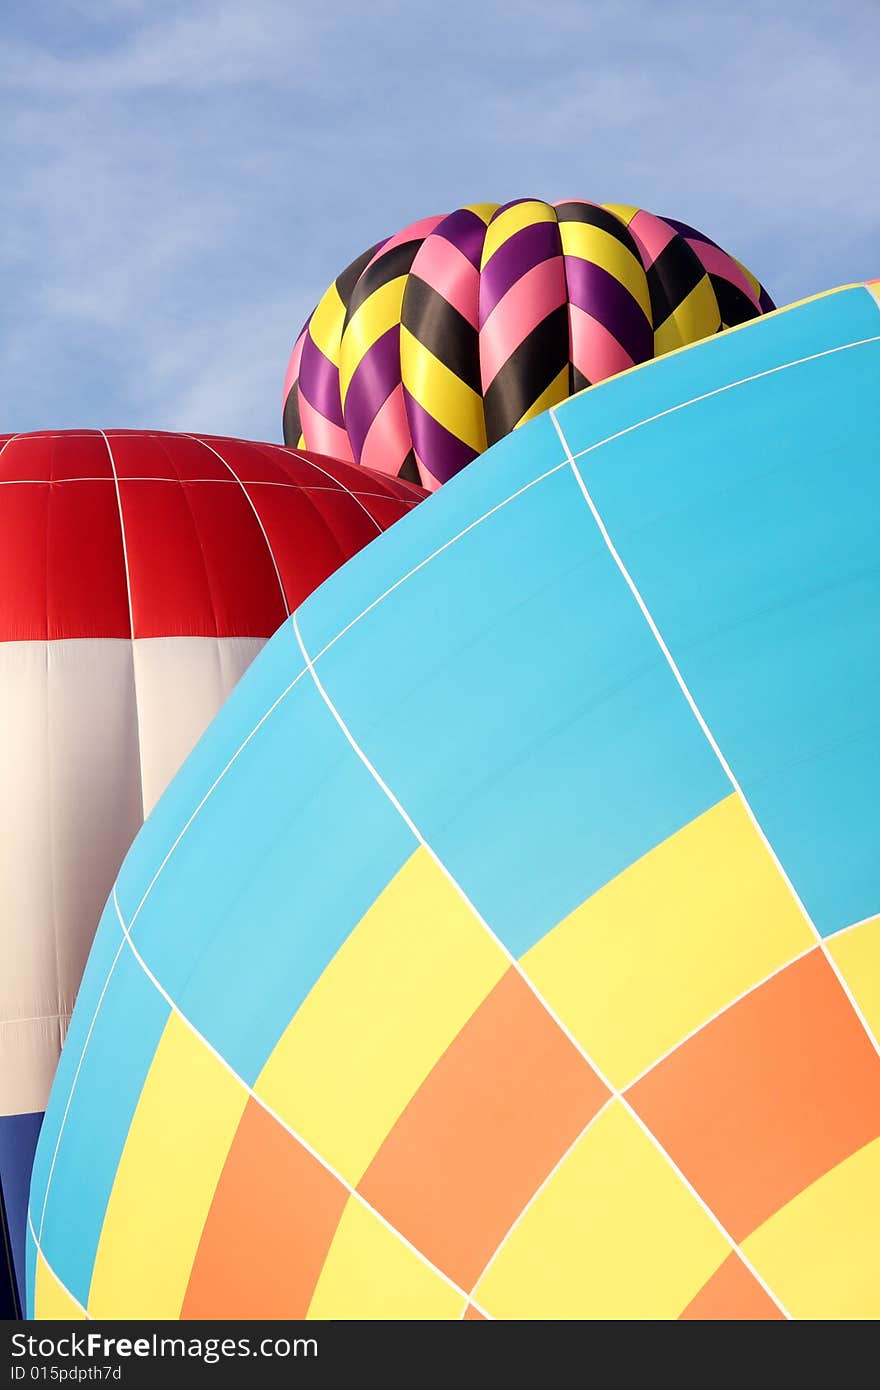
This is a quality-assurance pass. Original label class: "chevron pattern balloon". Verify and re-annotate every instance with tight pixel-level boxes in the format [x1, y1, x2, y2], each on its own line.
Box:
[282, 199, 775, 489]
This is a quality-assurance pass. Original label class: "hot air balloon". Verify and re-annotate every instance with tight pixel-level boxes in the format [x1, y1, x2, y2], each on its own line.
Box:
[29, 282, 880, 1321]
[0, 429, 424, 1316]
[282, 199, 775, 490]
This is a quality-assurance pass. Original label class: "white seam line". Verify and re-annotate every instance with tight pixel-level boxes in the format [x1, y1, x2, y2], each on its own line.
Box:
[99, 433, 136, 642]
[35, 936, 127, 1244]
[27, 1212, 91, 1319]
[465, 1096, 615, 1310]
[289, 449, 383, 536]
[0, 478, 414, 500]
[189, 436, 290, 617]
[551, 406, 880, 1062]
[110, 888, 473, 1316]
[623, 943, 819, 1091]
[292, 612, 792, 1320]
[1, 1011, 73, 1027]
[565, 333, 880, 468]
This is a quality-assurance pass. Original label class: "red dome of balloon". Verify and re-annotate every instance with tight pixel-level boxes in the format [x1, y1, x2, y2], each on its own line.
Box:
[0, 430, 424, 644]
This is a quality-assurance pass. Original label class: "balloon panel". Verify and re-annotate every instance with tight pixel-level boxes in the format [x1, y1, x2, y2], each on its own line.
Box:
[30, 286, 880, 1319]
[0, 431, 424, 1313]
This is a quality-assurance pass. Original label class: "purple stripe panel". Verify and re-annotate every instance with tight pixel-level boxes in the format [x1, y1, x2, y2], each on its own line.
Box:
[758, 285, 777, 313]
[659, 215, 719, 249]
[403, 387, 479, 485]
[480, 220, 562, 318]
[342, 326, 400, 461]
[564, 258, 653, 366]
[436, 207, 491, 268]
[298, 332, 345, 429]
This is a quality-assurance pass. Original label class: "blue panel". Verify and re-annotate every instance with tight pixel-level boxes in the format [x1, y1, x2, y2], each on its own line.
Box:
[0, 1110, 42, 1313]
[29, 895, 127, 1222]
[555, 286, 880, 465]
[570, 307, 880, 935]
[128, 641, 415, 1083]
[297, 412, 565, 657]
[116, 626, 305, 923]
[37, 948, 169, 1306]
[313, 465, 729, 957]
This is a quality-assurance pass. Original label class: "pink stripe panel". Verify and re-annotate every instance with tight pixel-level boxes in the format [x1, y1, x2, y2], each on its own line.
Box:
[358, 384, 412, 477]
[686, 240, 760, 305]
[282, 327, 307, 407]
[626, 209, 678, 267]
[569, 304, 636, 385]
[364, 216, 445, 270]
[298, 395, 355, 464]
[410, 236, 481, 327]
[412, 449, 442, 493]
[480, 258, 568, 387]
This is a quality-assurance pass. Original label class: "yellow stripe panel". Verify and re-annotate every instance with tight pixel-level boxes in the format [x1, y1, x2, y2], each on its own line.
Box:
[35, 1254, 85, 1320]
[463, 202, 499, 226]
[523, 794, 813, 1088]
[255, 847, 508, 1185]
[399, 325, 487, 455]
[475, 1100, 728, 1318]
[654, 273, 719, 356]
[482, 199, 556, 267]
[514, 364, 570, 431]
[88, 1013, 247, 1318]
[827, 915, 880, 1042]
[743, 1135, 880, 1319]
[307, 1196, 464, 1319]
[339, 277, 406, 405]
[307, 281, 346, 364]
[731, 253, 762, 304]
[558, 221, 651, 320]
[600, 203, 639, 227]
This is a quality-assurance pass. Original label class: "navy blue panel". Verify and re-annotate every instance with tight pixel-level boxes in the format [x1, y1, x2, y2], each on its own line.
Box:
[0, 1111, 43, 1317]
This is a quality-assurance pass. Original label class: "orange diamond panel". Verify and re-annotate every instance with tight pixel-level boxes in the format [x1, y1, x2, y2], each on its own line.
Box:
[627, 950, 880, 1241]
[358, 967, 609, 1289]
[181, 1098, 348, 1319]
[680, 1252, 784, 1320]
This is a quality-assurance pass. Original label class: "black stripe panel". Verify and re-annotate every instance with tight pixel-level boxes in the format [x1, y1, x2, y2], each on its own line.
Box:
[397, 450, 421, 485]
[555, 201, 640, 255]
[646, 236, 705, 327]
[400, 275, 482, 393]
[710, 274, 762, 329]
[282, 383, 303, 448]
[482, 303, 570, 445]
[344, 239, 424, 327]
[335, 243, 383, 309]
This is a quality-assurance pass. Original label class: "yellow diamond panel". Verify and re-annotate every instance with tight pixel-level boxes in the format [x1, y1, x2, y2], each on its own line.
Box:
[306, 1195, 464, 1320]
[523, 794, 813, 1087]
[827, 915, 880, 1044]
[743, 1135, 880, 1320]
[34, 1254, 85, 1321]
[255, 846, 508, 1184]
[474, 1100, 729, 1319]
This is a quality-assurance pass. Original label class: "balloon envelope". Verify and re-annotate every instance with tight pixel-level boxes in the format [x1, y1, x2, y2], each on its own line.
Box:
[0, 429, 423, 1314]
[283, 199, 775, 489]
[31, 285, 880, 1320]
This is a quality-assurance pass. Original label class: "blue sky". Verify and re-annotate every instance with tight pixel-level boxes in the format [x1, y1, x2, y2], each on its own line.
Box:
[1, 1, 877, 442]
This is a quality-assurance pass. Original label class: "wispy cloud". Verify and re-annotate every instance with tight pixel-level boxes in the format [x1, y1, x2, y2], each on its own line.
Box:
[1, 1, 877, 440]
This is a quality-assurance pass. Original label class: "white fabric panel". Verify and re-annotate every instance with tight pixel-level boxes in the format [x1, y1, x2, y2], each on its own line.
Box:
[132, 636, 265, 816]
[0, 640, 141, 1115]
[0, 634, 265, 1116]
